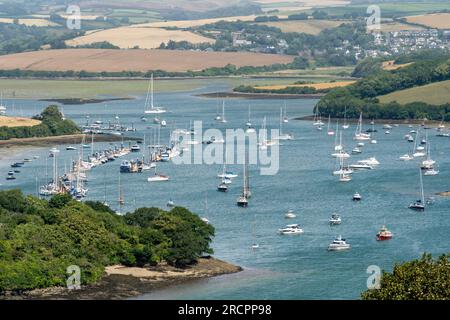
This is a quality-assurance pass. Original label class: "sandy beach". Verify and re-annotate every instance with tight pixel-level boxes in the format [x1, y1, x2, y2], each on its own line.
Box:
[1, 258, 242, 300]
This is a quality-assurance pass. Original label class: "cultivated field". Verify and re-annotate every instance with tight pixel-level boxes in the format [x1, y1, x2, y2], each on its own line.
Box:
[404, 13, 450, 29]
[0, 49, 294, 73]
[378, 80, 450, 105]
[0, 18, 59, 27]
[379, 21, 424, 32]
[66, 26, 215, 49]
[255, 80, 356, 90]
[259, 19, 348, 34]
[139, 16, 260, 28]
[0, 116, 41, 127]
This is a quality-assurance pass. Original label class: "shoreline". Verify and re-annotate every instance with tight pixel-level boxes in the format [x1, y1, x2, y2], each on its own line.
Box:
[0, 134, 139, 149]
[437, 191, 450, 196]
[295, 115, 450, 126]
[197, 92, 324, 99]
[1, 257, 242, 300]
[41, 97, 134, 105]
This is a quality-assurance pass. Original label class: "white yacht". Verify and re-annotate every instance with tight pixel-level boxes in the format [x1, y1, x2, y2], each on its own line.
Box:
[327, 235, 351, 251]
[329, 214, 342, 225]
[278, 224, 304, 235]
[349, 163, 373, 170]
[357, 157, 379, 166]
[399, 154, 413, 161]
[352, 192, 362, 201]
[354, 113, 371, 141]
[144, 74, 167, 114]
[285, 210, 297, 219]
[423, 169, 439, 176]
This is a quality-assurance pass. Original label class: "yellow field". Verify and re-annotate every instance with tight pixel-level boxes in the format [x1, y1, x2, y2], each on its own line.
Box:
[0, 116, 41, 128]
[256, 80, 356, 90]
[0, 18, 59, 27]
[379, 22, 424, 32]
[66, 26, 215, 49]
[259, 19, 348, 34]
[404, 13, 450, 29]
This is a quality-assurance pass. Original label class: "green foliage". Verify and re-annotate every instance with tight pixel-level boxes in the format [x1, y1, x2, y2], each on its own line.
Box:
[362, 253, 450, 300]
[234, 85, 319, 95]
[317, 56, 450, 120]
[75, 41, 120, 50]
[0, 22, 83, 56]
[0, 105, 80, 140]
[0, 190, 214, 292]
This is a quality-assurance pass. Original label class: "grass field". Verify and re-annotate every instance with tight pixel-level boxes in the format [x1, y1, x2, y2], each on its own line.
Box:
[378, 80, 450, 105]
[0, 79, 211, 100]
[66, 26, 214, 49]
[0, 116, 41, 127]
[0, 18, 59, 27]
[258, 19, 348, 34]
[0, 49, 294, 73]
[255, 80, 356, 90]
[404, 13, 450, 29]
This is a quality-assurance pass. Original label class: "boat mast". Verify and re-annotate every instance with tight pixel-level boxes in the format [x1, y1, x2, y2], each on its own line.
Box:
[419, 168, 425, 204]
[151, 73, 154, 110]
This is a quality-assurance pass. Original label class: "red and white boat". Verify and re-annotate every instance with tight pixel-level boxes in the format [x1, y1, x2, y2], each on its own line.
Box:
[376, 225, 393, 241]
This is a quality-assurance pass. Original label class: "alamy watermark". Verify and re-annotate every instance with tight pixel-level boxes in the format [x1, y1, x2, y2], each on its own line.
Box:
[66, 265, 81, 290]
[66, 5, 81, 30]
[172, 121, 280, 176]
[366, 265, 381, 290]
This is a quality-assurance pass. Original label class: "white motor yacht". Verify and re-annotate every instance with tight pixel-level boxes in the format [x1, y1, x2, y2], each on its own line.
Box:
[285, 210, 297, 219]
[327, 235, 351, 251]
[278, 224, 304, 235]
[329, 214, 342, 225]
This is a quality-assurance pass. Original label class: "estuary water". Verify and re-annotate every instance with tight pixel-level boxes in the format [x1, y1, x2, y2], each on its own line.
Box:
[1, 79, 449, 299]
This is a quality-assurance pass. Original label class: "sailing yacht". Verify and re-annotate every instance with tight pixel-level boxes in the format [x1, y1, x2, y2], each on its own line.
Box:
[275, 108, 293, 140]
[0, 92, 6, 115]
[327, 115, 335, 136]
[283, 103, 289, 123]
[342, 106, 349, 129]
[220, 101, 227, 123]
[285, 210, 296, 219]
[420, 142, 436, 169]
[332, 131, 350, 158]
[147, 165, 169, 182]
[409, 168, 425, 211]
[354, 113, 371, 141]
[329, 214, 342, 225]
[237, 149, 250, 207]
[370, 123, 377, 144]
[144, 74, 167, 114]
[215, 99, 222, 121]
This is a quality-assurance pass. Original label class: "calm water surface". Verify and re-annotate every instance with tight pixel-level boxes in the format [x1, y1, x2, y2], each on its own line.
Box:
[1, 80, 449, 299]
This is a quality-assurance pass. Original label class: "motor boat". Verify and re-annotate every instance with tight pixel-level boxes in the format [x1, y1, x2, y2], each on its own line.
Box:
[399, 154, 413, 161]
[217, 171, 238, 179]
[66, 146, 77, 151]
[357, 142, 365, 147]
[278, 224, 303, 235]
[130, 144, 141, 152]
[167, 199, 175, 208]
[147, 174, 170, 182]
[376, 225, 393, 241]
[349, 163, 373, 170]
[332, 151, 350, 158]
[329, 214, 342, 225]
[339, 173, 352, 182]
[327, 235, 350, 251]
[385, 130, 390, 134]
[353, 192, 362, 201]
[217, 182, 228, 192]
[333, 167, 353, 176]
[358, 157, 379, 166]
[423, 169, 439, 176]
[383, 124, 392, 129]
[285, 210, 296, 219]
[351, 147, 362, 154]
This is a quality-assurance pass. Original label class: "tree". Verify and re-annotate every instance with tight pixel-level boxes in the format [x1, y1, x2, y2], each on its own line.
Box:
[362, 253, 450, 300]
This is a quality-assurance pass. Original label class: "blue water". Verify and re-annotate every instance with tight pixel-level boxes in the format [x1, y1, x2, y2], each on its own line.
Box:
[1, 80, 449, 300]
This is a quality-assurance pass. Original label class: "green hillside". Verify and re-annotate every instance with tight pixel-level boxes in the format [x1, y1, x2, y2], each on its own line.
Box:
[378, 80, 450, 105]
